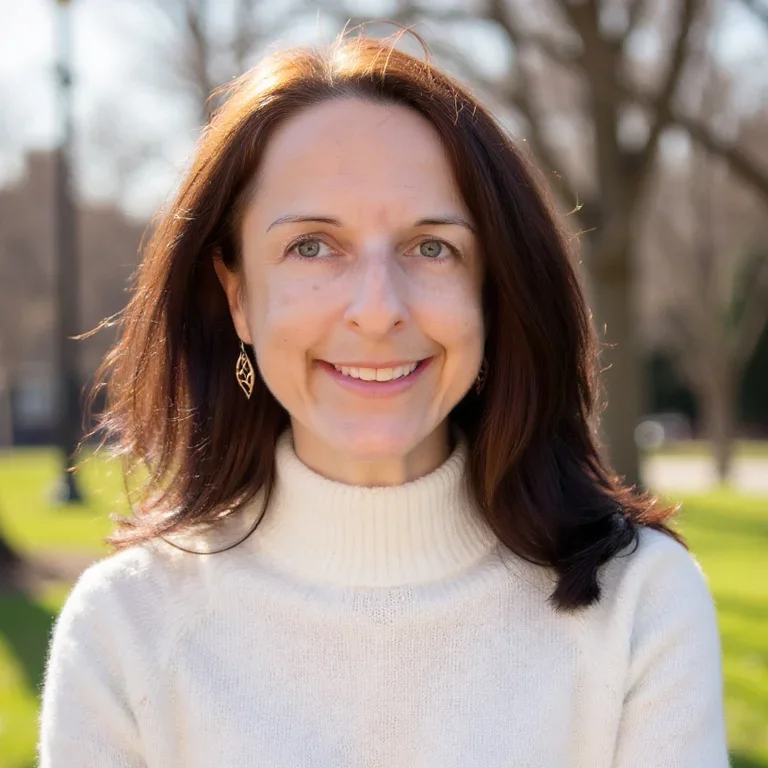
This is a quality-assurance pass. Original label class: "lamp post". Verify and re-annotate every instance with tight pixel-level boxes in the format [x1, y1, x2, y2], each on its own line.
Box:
[52, 0, 83, 503]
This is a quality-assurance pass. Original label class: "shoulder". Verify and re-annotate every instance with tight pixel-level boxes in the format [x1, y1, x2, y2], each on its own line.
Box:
[603, 524, 711, 598]
[597, 524, 718, 636]
[54, 539, 207, 663]
[65, 539, 182, 607]
[61, 499, 265, 629]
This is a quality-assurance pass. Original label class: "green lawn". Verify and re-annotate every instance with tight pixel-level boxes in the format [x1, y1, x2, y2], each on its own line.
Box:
[0, 447, 126, 556]
[668, 491, 768, 766]
[0, 449, 766, 767]
[648, 439, 768, 459]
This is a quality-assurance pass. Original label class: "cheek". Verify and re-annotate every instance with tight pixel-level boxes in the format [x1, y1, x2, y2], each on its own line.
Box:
[411, 274, 484, 350]
[248, 273, 335, 357]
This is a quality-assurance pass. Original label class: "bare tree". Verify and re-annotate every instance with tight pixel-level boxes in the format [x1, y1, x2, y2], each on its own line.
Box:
[86, 0, 308, 217]
[643, 107, 768, 482]
[124, 0, 302, 123]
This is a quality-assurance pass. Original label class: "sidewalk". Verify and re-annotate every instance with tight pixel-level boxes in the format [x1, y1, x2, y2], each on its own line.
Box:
[642, 456, 768, 494]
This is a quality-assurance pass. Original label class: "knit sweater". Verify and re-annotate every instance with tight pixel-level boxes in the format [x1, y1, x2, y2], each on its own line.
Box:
[38, 429, 730, 767]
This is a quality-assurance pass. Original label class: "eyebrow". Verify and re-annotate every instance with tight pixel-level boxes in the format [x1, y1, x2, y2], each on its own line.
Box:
[265, 214, 476, 234]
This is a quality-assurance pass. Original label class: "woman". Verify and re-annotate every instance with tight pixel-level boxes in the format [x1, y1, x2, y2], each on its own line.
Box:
[38, 29, 729, 767]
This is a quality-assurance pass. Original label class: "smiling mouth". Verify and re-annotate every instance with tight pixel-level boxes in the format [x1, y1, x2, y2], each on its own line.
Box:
[329, 360, 425, 382]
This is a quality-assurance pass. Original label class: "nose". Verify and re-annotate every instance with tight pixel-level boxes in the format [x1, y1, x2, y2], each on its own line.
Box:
[343, 254, 408, 336]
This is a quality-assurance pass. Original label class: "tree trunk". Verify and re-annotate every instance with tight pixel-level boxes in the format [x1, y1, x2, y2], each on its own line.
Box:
[0, 369, 11, 447]
[699, 369, 737, 484]
[590, 248, 642, 488]
[0, 529, 22, 589]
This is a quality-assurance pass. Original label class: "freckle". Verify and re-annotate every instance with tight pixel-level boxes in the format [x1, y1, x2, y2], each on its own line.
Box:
[312, 284, 319, 291]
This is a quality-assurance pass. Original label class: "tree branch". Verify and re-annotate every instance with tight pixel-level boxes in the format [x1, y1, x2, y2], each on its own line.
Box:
[560, 0, 600, 42]
[616, 68, 768, 204]
[621, 0, 649, 45]
[673, 105, 768, 201]
[739, 0, 768, 28]
[175, 0, 216, 122]
[587, 0, 704, 274]
[482, 1, 581, 203]
[233, 0, 255, 75]
[628, 0, 699, 196]
[312, 1, 482, 29]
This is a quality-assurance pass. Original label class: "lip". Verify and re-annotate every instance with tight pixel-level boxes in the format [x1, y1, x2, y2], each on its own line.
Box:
[324, 360, 422, 369]
[317, 357, 434, 398]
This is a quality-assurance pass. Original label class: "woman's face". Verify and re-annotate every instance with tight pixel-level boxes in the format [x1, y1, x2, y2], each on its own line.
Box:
[216, 97, 484, 482]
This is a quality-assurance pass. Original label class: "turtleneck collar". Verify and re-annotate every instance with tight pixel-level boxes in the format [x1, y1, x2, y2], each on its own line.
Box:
[239, 428, 499, 588]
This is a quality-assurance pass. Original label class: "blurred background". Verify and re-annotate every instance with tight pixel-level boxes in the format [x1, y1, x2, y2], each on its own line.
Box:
[0, 0, 766, 765]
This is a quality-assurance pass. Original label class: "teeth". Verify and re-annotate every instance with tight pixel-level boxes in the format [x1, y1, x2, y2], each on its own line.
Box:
[332, 361, 420, 381]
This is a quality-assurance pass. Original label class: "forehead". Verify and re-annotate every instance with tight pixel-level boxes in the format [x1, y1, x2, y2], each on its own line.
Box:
[247, 98, 466, 225]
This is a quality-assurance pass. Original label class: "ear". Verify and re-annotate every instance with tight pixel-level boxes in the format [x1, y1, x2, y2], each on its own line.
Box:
[212, 250, 253, 345]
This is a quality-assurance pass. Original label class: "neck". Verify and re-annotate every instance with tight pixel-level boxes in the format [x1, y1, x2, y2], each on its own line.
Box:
[237, 426, 499, 587]
[290, 420, 452, 486]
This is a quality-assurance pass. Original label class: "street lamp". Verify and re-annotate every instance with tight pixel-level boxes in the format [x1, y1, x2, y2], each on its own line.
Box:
[52, 0, 83, 503]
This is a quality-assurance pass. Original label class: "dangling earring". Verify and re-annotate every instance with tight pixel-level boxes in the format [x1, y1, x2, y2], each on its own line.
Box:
[235, 339, 254, 400]
[475, 356, 488, 395]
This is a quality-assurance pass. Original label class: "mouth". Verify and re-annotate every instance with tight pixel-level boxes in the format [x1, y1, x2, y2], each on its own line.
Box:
[329, 360, 425, 382]
[316, 357, 434, 396]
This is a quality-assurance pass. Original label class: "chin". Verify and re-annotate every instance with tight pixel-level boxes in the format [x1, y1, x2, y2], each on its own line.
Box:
[318, 419, 428, 461]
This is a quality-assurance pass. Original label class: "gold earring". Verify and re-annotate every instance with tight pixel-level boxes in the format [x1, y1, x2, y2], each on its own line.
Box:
[235, 339, 254, 400]
[475, 357, 488, 395]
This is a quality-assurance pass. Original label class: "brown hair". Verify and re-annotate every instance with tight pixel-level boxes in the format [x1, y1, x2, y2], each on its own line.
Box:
[84, 27, 684, 612]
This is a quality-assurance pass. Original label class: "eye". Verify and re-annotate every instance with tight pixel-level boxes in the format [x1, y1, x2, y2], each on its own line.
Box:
[285, 235, 459, 261]
[414, 239, 459, 260]
[285, 235, 335, 260]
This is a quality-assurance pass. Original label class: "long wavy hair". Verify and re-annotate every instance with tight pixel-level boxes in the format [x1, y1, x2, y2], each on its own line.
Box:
[83, 27, 684, 612]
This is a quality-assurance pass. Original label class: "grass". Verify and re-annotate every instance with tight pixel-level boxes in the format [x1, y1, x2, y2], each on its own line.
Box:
[0, 446, 127, 556]
[668, 491, 768, 765]
[648, 439, 768, 459]
[0, 449, 766, 767]
[0, 586, 69, 768]
[0, 448, 129, 768]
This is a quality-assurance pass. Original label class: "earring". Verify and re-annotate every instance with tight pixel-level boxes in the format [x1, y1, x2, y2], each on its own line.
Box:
[235, 339, 254, 400]
[475, 357, 488, 395]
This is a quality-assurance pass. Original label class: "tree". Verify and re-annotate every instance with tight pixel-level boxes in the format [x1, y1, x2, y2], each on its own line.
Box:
[643, 106, 768, 481]
[88, 0, 304, 218]
[119, 0, 301, 123]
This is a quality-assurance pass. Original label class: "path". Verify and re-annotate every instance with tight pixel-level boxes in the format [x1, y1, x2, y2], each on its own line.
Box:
[642, 456, 768, 495]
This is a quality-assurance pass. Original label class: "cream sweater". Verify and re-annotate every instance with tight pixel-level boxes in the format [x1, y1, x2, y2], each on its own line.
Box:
[38, 430, 730, 767]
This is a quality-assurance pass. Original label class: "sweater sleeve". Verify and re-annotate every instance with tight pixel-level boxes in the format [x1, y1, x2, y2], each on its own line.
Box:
[611, 534, 730, 768]
[37, 559, 148, 768]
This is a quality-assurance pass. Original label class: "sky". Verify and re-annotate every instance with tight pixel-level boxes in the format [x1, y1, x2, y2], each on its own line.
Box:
[0, 0, 766, 220]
